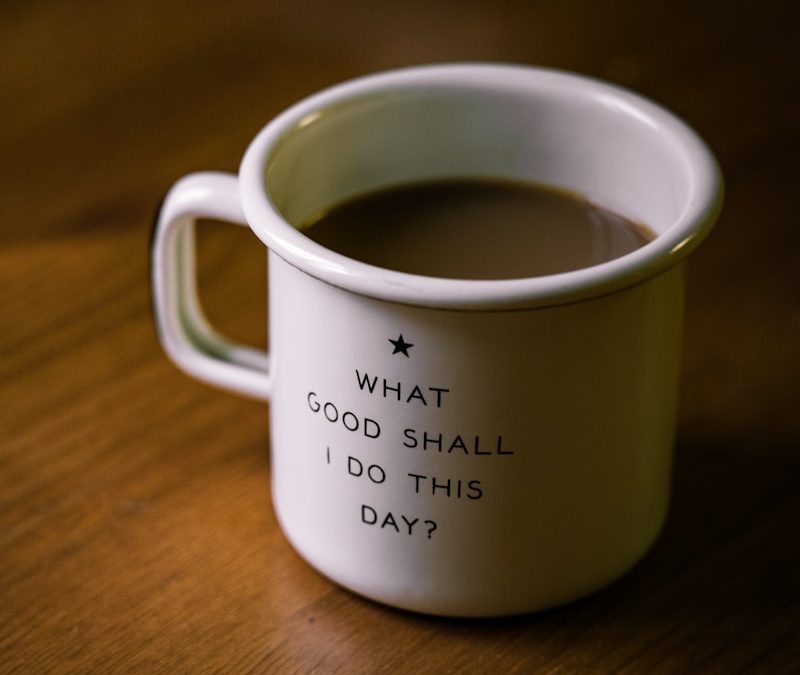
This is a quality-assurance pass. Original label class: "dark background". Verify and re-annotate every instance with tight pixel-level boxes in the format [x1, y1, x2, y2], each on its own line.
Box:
[2, 1, 798, 672]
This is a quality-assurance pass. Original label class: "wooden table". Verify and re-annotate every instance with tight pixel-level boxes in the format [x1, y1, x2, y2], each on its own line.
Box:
[2, 1, 798, 672]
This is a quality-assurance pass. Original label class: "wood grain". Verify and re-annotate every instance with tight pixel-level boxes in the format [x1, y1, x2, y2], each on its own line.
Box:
[2, 1, 798, 672]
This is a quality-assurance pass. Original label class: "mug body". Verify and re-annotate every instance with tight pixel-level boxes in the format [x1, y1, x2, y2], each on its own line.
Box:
[269, 254, 684, 616]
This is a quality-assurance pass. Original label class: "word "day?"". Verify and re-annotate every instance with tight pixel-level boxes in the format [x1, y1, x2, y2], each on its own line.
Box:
[361, 504, 438, 539]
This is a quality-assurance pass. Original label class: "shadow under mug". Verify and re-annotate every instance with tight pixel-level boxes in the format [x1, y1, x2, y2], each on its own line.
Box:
[151, 64, 723, 617]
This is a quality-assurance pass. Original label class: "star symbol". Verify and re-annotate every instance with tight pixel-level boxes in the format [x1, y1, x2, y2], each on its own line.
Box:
[389, 334, 414, 358]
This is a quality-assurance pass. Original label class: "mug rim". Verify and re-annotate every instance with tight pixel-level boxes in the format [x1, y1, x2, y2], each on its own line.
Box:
[239, 63, 723, 310]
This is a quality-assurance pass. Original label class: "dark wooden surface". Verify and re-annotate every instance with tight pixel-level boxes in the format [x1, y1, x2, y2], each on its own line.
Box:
[2, 1, 798, 672]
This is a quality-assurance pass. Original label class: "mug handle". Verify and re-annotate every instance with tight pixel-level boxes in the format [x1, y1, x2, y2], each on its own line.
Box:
[150, 171, 272, 401]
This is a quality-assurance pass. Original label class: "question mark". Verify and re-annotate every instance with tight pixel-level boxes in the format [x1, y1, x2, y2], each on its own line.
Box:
[424, 519, 437, 539]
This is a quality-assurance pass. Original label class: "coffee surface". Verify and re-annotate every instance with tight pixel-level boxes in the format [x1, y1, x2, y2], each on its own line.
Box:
[300, 179, 655, 279]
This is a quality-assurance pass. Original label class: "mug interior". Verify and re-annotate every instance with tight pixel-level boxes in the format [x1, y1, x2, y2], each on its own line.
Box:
[241, 65, 721, 308]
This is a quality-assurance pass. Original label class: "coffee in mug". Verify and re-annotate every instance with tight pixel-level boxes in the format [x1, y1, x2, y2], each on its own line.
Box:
[301, 178, 655, 279]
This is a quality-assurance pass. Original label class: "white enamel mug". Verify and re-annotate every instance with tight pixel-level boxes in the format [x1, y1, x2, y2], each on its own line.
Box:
[151, 64, 722, 617]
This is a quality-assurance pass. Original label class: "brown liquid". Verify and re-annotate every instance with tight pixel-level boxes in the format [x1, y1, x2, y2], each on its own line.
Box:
[300, 179, 655, 279]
